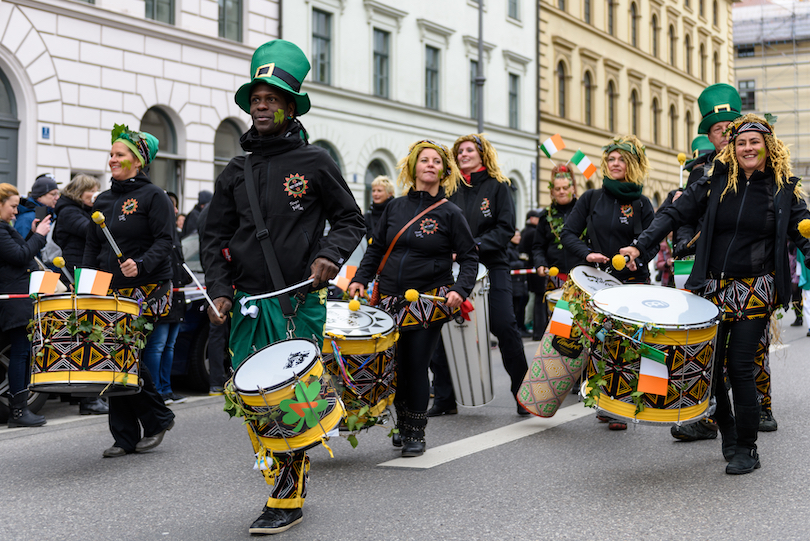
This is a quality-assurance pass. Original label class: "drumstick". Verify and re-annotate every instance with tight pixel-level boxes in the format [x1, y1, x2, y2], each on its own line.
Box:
[182, 262, 222, 318]
[404, 289, 446, 303]
[677, 152, 687, 189]
[52, 257, 74, 286]
[0, 294, 31, 300]
[348, 293, 361, 311]
[239, 278, 316, 318]
[510, 266, 560, 276]
[612, 254, 630, 271]
[799, 219, 810, 238]
[91, 211, 124, 262]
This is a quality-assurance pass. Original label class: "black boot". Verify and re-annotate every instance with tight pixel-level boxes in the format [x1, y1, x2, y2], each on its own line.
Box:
[790, 302, 803, 326]
[726, 404, 761, 474]
[7, 390, 46, 428]
[401, 409, 427, 457]
[391, 402, 404, 448]
[718, 422, 737, 462]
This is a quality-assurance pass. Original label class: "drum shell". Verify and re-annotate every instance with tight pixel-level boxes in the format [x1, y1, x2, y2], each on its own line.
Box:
[441, 264, 494, 407]
[29, 295, 142, 397]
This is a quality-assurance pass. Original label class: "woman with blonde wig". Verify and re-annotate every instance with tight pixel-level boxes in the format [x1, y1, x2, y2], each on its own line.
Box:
[620, 114, 810, 474]
[429, 133, 530, 416]
[350, 140, 478, 457]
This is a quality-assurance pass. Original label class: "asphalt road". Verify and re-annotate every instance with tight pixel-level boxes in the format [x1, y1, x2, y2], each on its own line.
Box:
[2, 314, 809, 541]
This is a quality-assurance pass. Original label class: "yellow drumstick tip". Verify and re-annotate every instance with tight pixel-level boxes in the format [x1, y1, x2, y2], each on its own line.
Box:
[677, 152, 687, 166]
[348, 299, 361, 311]
[799, 219, 810, 238]
[91, 211, 105, 224]
[612, 254, 627, 271]
[53, 257, 65, 268]
[549, 267, 559, 277]
[404, 289, 420, 302]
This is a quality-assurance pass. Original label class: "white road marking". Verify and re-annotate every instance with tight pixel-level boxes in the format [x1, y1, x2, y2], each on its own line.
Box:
[378, 402, 593, 469]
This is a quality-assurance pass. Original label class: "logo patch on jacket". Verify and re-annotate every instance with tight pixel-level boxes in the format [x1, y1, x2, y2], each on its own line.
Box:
[619, 203, 633, 225]
[480, 197, 492, 218]
[415, 217, 438, 238]
[121, 198, 138, 216]
[284, 174, 309, 198]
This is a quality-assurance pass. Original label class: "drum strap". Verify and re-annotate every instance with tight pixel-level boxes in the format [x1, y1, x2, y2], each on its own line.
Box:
[243, 154, 296, 317]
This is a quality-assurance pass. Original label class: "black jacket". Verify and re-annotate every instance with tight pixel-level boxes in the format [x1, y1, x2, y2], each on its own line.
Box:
[560, 187, 654, 283]
[202, 124, 365, 301]
[53, 195, 93, 272]
[634, 163, 810, 308]
[532, 198, 588, 274]
[448, 169, 516, 270]
[182, 204, 203, 239]
[83, 172, 174, 289]
[353, 188, 479, 298]
[364, 197, 392, 243]
[0, 221, 47, 331]
[507, 242, 529, 297]
[163, 227, 188, 323]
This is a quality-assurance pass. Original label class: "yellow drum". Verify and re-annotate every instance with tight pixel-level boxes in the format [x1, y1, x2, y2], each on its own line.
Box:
[545, 288, 563, 314]
[29, 294, 142, 396]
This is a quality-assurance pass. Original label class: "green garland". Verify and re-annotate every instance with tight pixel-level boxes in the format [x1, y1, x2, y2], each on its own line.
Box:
[546, 206, 586, 250]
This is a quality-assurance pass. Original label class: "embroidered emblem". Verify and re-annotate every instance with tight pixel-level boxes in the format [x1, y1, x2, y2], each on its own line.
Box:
[121, 198, 138, 215]
[480, 197, 493, 219]
[619, 203, 633, 225]
[284, 173, 309, 198]
[419, 217, 438, 236]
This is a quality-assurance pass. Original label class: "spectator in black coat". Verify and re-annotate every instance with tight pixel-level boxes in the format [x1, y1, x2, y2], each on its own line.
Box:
[181, 189, 212, 238]
[53, 174, 100, 273]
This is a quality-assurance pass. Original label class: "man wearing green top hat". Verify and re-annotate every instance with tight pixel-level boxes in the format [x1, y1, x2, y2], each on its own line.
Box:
[202, 39, 364, 535]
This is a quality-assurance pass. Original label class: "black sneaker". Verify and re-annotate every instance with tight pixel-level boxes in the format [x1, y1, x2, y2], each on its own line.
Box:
[671, 419, 719, 441]
[759, 408, 778, 432]
[249, 506, 303, 535]
[170, 393, 187, 404]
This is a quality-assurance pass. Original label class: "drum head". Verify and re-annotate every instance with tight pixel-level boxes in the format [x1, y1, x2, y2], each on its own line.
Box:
[325, 301, 395, 337]
[569, 266, 623, 297]
[591, 285, 719, 327]
[451, 262, 488, 282]
[233, 339, 320, 393]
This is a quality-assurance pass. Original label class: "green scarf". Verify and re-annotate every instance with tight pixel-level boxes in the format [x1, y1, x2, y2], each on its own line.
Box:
[602, 176, 643, 201]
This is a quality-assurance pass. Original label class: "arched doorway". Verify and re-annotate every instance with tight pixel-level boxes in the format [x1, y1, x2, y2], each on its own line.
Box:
[0, 68, 19, 185]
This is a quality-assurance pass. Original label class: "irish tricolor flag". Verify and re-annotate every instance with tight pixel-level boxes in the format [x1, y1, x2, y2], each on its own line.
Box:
[540, 134, 565, 159]
[673, 259, 693, 290]
[548, 299, 573, 339]
[75, 268, 113, 295]
[330, 265, 357, 293]
[29, 271, 60, 295]
[570, 150, 597, 179]
[637, 346, 668, 396]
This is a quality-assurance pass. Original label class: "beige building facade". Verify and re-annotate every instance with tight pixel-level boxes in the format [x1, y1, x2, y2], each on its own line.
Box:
[733, 0, 810, 179]
[537, 0, 736, 207]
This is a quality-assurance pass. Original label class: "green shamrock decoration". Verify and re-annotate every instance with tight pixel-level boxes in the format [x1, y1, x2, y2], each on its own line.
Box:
[274, 109, 285, 125]
[279, 380, 328, 432]
[121, 159, 132, 170]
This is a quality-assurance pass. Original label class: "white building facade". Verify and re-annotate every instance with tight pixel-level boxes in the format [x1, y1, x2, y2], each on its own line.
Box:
[281, 0, 539, 217]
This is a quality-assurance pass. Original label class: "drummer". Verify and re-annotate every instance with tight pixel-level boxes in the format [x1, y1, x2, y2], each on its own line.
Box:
[619, 113, 810, 475]
[429, 133, 530, 417]
[201, 40, 364, 535]
[559, 135, 655, 430]
[532, 164, 588, 336]
[349, 140, 478, 457]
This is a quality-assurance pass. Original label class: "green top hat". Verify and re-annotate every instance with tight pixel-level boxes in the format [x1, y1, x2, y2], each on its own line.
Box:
[684, 135, 715, 171]
[697, 83, 742, 134]
[235, 40, 311, 116]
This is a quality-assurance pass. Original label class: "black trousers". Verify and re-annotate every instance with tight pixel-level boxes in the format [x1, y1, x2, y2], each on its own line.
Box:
[108, 363, 175, 452]
[431, 267, 529, 405]
[397, 325, 444, 412]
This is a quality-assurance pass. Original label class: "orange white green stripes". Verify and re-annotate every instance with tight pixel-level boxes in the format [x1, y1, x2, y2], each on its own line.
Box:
[28, 271, 60, 295]
[673, 259, 694, 290]
[540, 134, 565, 159]
[75, 268, 113, 296]
[637, 346, 668, 396]
[548, 299, 573, 339]
[570, 149, 597, 179]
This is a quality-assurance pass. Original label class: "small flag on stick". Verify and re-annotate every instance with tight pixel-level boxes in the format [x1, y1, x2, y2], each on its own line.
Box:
[74, 268, 113, 296]
[548, 299, 573, 339]
[673, 260, 694, 290]
[570, 149, 597, 179]
[331, 265, 357, 293]
[637, 346, 669, 396]
[540, 134, 566, 159]
[29, 271, 60, 296]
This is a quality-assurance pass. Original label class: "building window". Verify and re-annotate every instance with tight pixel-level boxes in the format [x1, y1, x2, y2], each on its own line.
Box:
[214, 120, 243, 180]
[425, 45, 440, 110]
[669, 105, 677, 149]
[584, 0, 591, 24]
[714, 51, 720, 83]
[373, 29, 390, 98]
[630, 3, 638, 48]
[558, 0, 565, 11]
[508, 0, 520, 20]
[218, 0, 241, 42]
[607, 80, 617, 133]
[700, 44, 707, 81]
[141, 108, 181, 195]
[685, 34, 692, 75]
[557, 61, 566, 118]
[713, 0, 718, 25]
[470, 60, 480, 119]
[737, 45, 755, 58]
[685, 111, 693, 150]
[651, 15, 659, 58]
[607, 0, 615, 36]
[583, 71, 593, 126]
[0, 68, 19, 185]
[630, 90, 639, 136]
[685, 0, 690, 8]
[739, 80, 756, 110]
[700, 0, 705, 18]
[312, 9, 332, 85]
[652, 98, 660, 145]
[508, 73, 520, 129]
[669, 25, 676, 66]
[146, 0, 174, 24]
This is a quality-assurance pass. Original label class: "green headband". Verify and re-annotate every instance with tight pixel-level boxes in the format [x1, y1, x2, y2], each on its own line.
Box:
[602, 141, 644, 157]
[111, 124, 159, 167]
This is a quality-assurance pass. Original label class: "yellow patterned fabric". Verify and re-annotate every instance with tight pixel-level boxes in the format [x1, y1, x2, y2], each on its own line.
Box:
[110, 282, 171, 319]
[379, 285, 454, 331]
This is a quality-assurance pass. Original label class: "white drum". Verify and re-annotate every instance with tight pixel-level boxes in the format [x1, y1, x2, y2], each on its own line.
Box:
[441, 263, 494, 407]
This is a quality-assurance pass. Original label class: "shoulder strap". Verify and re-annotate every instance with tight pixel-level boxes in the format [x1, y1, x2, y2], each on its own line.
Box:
[376, 198, 448, 275]
[586, 189, 604, 255]
[243, 154, 296, 317]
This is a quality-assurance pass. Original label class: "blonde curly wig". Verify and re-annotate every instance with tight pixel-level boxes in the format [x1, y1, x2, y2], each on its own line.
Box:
[598, 134, 650, 186]
[452, 133, 510, 184]
[397, 140, 461, 196]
